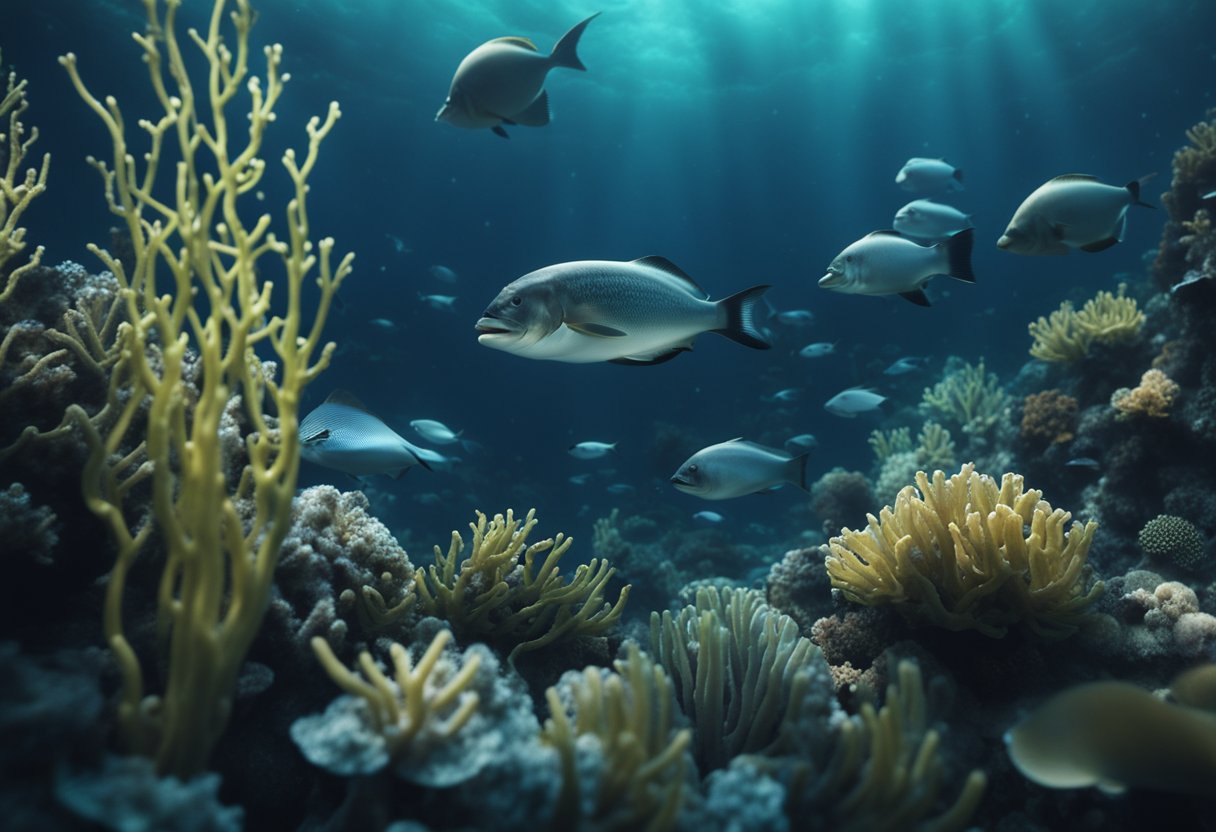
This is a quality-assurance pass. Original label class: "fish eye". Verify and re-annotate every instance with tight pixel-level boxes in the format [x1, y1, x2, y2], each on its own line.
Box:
[689, 464, 698, 472]
[511, 296, 523, 306]
[845, 255, 854, 263]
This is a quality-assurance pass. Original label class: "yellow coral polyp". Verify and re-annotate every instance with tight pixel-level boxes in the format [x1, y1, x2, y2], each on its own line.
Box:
[825, 464, 1102, 638]
[1028, 285, 1144, 362]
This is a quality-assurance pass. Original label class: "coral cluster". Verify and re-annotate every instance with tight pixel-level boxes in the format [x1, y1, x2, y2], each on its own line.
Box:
[1027, 286, 1144, 363]
[1138, 514, 1205, 571]
[1020, 389, 1078, 447]
[826, 464, 1103, 638]
[1110, 368, 1180, 419]
[921, 358, 1008, 439]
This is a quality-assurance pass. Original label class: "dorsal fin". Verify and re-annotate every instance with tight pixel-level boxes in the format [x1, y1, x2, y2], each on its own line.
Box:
[864, 229, 905, 239]
[632, 256, 708, 298]
[489, 36, 538, 51]
[325, 389, 371, 412]
[1047, 174, 1099, 184]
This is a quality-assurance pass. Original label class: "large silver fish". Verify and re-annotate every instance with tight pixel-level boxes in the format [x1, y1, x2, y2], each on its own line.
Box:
[299, 391, 431, 479]
[819, 228, 975, 307]
[670, 438, 810, 501]
[475, 257, 771, 365]
[997, 174, 1155, 255]
[436, 13, 600, 139]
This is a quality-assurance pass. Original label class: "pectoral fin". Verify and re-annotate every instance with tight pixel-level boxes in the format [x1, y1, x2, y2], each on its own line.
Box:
[1080, 237, 1120, 253]
[899, 289, 931, 307]
[492, 125, 509, 139]
[568, 322, 628, 337]
[609, 348, 689, 366]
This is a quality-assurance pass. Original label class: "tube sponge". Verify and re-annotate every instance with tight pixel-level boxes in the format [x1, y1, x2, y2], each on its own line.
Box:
[1005, 667, 1216, 795]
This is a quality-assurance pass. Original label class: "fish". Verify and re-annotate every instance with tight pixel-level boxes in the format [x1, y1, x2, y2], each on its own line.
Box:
[670, 438, 810, 501]
[475, 257, 771, 365]
[895, 158, 964, 193]
[775, 309, 815, 326]
[893, 200, 973, 241]
[568, 473, 593, 485]
[299, 390, 432, 479]
[369, 318, 397, 330]
[606, 483, 636, 495]
[997, 174, 1155, 255]
[569, 441, 616, 459]
[1203, 190, 1216, 200]
[693, 510, 724, 523]
[430, 265, 458, 283]
[783, 434, 818, 452]
[799, 342, 836, 358]
[412, 446, 459, 472]
[1065, 457, 1101, 470]
[436, 13, 600, 139]
[419, 293, 458, 310]
[385, 233, 411, 254]
[824, 387, 886, 417]
[762, 388, 802, 403]
[819, 228, 975, 307]
[410, 419, 463, 445]
[884, 356, 929, 375]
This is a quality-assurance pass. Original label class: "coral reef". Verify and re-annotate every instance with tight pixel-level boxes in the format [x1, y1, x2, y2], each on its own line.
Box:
[1027, 286, 1144, 363]
[416, 509, 630, 662]
[810, 468, 877, 537]
[921, 358, 1009, 440]
[1020, 389, 1078, 447]
[1138, 514, 1206, 571]
[542, 642, 692, 830]
[826, 464, 1103, 638]
[0, 47, 49, 294]
[1115, 580, 1216, 659]
[0, 482, 58, 566]
[650, 586, 838, 771]
[1110, 367, 1180, 419]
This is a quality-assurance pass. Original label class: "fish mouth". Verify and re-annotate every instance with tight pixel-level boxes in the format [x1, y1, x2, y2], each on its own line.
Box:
[818, 270, 844, 288]
[475, 315, 520, 337]
[996, 235, 1012, 250]
[670, 475, 695, 491]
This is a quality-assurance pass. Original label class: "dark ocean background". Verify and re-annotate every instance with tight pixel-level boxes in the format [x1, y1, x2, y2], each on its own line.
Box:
[7, 0, 1215, 550]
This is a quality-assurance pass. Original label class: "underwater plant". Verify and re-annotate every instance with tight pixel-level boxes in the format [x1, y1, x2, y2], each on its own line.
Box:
[416, 508, 630, 662]
[59, 0, 352, 776]
[920, 359, 1008, 438]
[0, 47, 49, 298]
[825, 464, 1103, 638]
[1027, 286, 1144, 362]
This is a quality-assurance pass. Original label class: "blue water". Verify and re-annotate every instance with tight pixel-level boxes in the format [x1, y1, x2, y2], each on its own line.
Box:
[8, 0, 1215, 548]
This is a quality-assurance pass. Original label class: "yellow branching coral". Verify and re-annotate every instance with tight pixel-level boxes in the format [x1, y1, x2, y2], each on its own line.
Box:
[60, 0, 352, 776]
[416, 508, 630, 663]
[826, 464, 1103, 638]
[308, 630, 481, 765]
[868, 427, 912, 461]
[0, 48, 50, 299]
[543, 642, 691, 831]
[1110, 368, 1180, 419]
[783, 660, 987, 832]
[921, 359, 1008, 437]
[1028, 285, 1144, 362]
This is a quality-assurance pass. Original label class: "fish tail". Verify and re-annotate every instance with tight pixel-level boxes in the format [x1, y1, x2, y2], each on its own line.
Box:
[1127, 174, 1157, 209]
[942, 227, 976, 283]
[788, 452, 811, 492]
[713, 284, 772, 350]
[550, 12, 601, 71]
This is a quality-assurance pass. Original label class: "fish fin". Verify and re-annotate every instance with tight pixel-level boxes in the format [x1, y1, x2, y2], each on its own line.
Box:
[631, 256, 709, 298]
[788, 452, 811, 493]
[492, 125, 509, 139]
[1047, 173, 1100, 184]
[390, 466, 413, 480]
[1127, 174, 1157, 208]
[713, 284, 772, 350]
[325, 389, 371, 412]
[609, 347, 689, 366]
[409, 449, 433, 472]
[864, 229, 905, 238]
[302, 428, 330, 445]
[952, 169, 964, 186]
[568, 322, 628, 337]
[501, 117, 518, 125]
[512, 91, 550, 126]
[549, 12, 600, 71]
[899, 289, 932, 306]
[1080, 237, 1120, 253]
[489, 36, 538, 51]
[942, 227, 976, 282]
